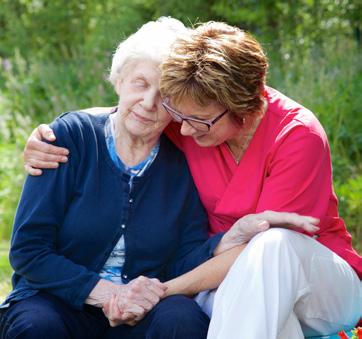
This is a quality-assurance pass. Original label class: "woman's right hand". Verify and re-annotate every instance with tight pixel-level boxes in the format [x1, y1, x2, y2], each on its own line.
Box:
[24, 124, 69, 175]
[216, 211, 320, 254]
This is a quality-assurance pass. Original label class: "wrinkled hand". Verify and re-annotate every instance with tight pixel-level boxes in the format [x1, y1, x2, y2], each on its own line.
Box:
[24, 124, 69, 176]
[218, 211, 320, 253]
[102, 276, 167, 327]
[103, 294, 142, 326]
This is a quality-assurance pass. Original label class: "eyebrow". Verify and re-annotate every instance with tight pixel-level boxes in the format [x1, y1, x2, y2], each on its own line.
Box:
[192, 114, 214, 120]
[175, 109, 216, 121]
[170, 103, 208, 119]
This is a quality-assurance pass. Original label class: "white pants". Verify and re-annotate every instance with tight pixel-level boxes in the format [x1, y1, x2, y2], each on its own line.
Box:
[196, 228, 361, 339]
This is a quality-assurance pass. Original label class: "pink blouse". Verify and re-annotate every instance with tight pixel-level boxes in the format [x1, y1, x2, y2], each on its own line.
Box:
[165, 86, 362, 279]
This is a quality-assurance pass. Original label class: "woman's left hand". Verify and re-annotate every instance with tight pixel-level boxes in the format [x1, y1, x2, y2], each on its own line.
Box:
[216, 210, 320, 253]
[103, 293, 145, 326]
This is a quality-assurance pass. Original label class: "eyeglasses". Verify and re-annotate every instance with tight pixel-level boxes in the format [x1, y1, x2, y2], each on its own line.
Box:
[162, 98, 229, 132]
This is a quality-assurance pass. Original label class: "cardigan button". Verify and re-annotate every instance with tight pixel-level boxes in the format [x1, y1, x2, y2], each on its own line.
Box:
[129, 198, 133, 203]
[122, 274, 128, 279]
[121, 224, 126, 229]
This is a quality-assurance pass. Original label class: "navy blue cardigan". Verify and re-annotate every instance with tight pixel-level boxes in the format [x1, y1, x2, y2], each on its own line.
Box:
[5, 112, 222, 310]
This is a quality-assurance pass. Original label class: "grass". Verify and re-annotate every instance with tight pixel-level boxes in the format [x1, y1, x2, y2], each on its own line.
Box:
[0, 241, 11, 301]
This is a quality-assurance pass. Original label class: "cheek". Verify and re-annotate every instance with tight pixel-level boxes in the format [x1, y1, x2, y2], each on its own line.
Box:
[217, 120, 236, 138]
[208, 128, 223, 140]
[157, 105, 172, 121]
[117, 97, 127, 111]
[161, 115, 172, 125]
[207, 125, 232, 145]
[156, 110, 172, 124]
[117, 89, 140, 107]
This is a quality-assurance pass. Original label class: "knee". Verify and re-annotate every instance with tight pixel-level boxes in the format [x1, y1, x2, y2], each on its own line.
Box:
[252, 227, 296, 248]
[162, 295, 209, 326]
[147, 295, 209, 339]
[2, 304, 68, 339]
[243, 228, 304, 263]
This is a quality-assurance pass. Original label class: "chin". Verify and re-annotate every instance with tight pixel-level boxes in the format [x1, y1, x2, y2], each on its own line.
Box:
[194, 135, 216, 147]
[124, 125, 147, 138]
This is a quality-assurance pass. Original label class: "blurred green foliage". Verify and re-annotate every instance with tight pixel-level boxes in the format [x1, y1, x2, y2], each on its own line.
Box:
[0, 0, 361, 273]
[0, 242, 11, 299]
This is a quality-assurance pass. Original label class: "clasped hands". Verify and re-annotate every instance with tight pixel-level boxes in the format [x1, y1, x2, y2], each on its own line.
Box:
[100, 276, 167, 327]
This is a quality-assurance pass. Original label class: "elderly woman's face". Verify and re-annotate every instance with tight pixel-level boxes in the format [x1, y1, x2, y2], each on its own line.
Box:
[115, 60, 171, 138]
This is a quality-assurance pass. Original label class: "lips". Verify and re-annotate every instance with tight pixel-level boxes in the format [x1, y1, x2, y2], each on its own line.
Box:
[132, 111, 154, 123]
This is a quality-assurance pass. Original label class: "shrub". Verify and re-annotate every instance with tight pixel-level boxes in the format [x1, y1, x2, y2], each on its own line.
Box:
[336, 173, 362, 252]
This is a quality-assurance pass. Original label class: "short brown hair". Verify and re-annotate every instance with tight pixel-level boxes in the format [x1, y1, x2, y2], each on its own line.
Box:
[160, 21, 268, 119]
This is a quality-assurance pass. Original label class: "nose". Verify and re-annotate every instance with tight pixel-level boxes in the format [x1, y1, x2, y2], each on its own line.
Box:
[180, 121, 198, 136]
[141, 90, 159, 112]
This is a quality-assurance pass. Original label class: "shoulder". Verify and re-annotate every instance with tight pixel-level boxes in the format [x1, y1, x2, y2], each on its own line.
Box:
[164, 122, 184, 150]
[54, 110, 109, 128]
[47, 111, 110, 162]
[265, 86, 328, 144]
[51, 111, 109, 142]
[80, 106, 117, 115]
[160, 133, 187, 163]
[158, 134, 194, 180]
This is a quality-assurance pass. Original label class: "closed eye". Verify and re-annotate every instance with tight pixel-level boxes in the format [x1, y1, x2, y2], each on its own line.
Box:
[133, 78, 148, 88]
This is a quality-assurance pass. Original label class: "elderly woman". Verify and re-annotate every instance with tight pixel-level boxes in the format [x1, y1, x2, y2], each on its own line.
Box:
[22, 20, 361, 339]
[0, 17, 215, 339]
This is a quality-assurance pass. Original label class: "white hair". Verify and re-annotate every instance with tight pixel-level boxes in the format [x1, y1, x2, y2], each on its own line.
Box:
[109, 17, 187, 86]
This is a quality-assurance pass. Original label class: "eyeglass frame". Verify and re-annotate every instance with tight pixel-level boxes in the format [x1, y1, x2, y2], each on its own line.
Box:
[162, 98, 229, 131]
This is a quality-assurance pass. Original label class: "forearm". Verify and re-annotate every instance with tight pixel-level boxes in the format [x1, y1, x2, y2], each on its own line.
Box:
[164, 244, 245, 297]
[213, 233, 246, 255]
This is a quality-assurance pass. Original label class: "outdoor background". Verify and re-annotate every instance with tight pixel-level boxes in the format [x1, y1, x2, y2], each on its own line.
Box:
[0, 0, 361, 299]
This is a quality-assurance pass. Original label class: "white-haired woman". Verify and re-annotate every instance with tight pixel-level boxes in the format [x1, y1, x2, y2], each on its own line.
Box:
[1, 17, 317, 339]
[0, 18, 218, 339]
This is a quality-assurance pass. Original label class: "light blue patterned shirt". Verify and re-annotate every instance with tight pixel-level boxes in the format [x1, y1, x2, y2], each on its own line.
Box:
[99, 114, 160, 284]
